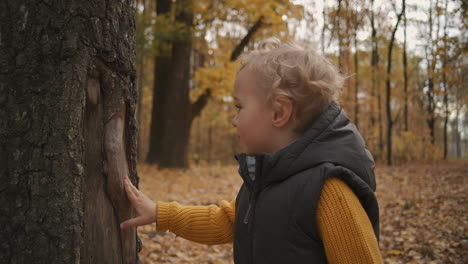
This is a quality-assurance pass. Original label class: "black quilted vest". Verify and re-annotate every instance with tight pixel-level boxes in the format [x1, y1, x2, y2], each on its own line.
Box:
[233, 102, 379, 264]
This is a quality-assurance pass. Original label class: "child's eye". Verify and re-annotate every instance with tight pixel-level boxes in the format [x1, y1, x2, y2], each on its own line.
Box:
[235, 105, 241, 111]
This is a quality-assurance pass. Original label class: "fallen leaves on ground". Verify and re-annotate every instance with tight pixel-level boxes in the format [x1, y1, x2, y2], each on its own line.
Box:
[136, 160, 467, 263]
[377, 160, 467, 263]
[136, 165, 239, 264]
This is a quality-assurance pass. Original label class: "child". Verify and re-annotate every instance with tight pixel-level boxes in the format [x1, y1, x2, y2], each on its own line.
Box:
[121, 38, 383, 263]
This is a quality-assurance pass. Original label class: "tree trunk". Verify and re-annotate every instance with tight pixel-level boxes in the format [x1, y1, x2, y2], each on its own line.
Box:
[147, 0, 173, 164]
[425, 0, 439, 145]
[147, 8, 262, 167]
[158, 1, 194, 168]
[321, 0, 327, 53]
[0, 1, 139, 263]
[353, 5, 360, 130]
[454, 108, 461, 158]
[403, 8, 409, 132]
[136, 0, 150, 159]
[369, 0, 382, 157]
[442, 0, 449, 159]
[378, 90, 384, 155]
[385, 0, 405, 165]
[337, 0, 344, 72]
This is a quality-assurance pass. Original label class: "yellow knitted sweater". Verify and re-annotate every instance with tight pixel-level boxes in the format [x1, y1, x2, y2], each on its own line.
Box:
[156, 177, 383, 263]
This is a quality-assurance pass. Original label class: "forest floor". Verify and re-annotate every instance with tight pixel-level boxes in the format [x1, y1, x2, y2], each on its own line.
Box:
[136, 160, 467, 264]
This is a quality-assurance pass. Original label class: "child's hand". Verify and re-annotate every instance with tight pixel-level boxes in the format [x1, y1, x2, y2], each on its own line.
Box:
[120, 175, 157, 229]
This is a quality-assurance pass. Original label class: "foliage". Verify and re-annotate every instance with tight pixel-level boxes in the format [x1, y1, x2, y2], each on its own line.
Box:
[135, 0, 468, 165]
[393, 131, 443, 162]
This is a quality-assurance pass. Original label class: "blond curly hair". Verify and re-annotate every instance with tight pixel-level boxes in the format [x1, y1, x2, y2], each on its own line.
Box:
[238, 38, 344, 133]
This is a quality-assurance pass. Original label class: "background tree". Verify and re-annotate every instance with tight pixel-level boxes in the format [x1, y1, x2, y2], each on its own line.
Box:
[424, 0, 440, 145]
[385, 0, 405, 165]
[368, 0, 385, 157]
[0, 1, 139, 263]
[144, 0, 301, 168]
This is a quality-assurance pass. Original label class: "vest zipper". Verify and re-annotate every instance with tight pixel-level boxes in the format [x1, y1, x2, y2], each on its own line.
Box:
[243, 203, 252, 224]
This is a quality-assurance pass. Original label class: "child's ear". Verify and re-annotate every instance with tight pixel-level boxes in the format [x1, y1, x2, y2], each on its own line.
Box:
[271, 95, 294, 128]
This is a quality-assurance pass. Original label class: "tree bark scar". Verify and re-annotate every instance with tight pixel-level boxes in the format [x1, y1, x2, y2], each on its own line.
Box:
[87, 77, 100, 105]
[95, 58, 116, 91]
[87, 61, 102, 105]
[104, 103, 135, 263]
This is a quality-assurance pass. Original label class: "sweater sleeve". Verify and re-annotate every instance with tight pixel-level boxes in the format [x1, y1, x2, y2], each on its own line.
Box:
[155, 199, 236, 245]
[317, 177, 383, 264]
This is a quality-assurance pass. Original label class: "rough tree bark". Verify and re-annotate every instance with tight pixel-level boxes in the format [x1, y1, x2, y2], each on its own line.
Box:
[0, 1, 139, 263]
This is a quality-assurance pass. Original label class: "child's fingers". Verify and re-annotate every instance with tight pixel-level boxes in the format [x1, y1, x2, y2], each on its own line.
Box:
[125, 176, 140, 193]
[124, 177, 138, 202]
[120, 216, 145, 229]
[128, 180, 141, 196]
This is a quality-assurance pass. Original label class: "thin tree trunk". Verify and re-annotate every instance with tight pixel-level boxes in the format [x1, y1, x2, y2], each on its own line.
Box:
[0, 1, 138, 263]
[426, 0, 440, 145]
[403, 7, 409, 131]
[454, 107, 461, 157]
[353, 38, 359, 129]
[442, 0, 449, 159]
[385, 0, 405, 165]
[230, 17, 264, 61]
[378, 91, 383, 154]
[353, 2, 360, 129]
[322, 0, 327, 53]
[343, 0, 352, 112]
[369, 0, 382, 157]
[337, 0, 344, 71]
[326, 0, 343, 50]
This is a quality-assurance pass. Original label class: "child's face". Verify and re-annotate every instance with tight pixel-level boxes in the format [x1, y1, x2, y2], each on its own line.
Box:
[232, 69, 275, 155]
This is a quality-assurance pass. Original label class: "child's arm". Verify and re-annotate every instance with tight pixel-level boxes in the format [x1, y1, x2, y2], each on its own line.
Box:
[317, 177, 383, 264]
[156, 199, 236, 245]
[120, 175, 235, 245]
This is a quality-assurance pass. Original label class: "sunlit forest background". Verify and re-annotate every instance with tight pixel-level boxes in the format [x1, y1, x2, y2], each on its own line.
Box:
[134, 0, 467, 168]
[131, 0, 467, 263]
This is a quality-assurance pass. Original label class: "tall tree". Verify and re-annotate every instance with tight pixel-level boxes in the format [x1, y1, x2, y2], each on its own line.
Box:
[352, 0, 365, 129]
[149, 0, 201, 168]
[0, 1, 139, 263]
[368, 0, 384, 156]
[442, 0, 449, 159]
[402, 1, 409, 131]
[136, 0, 153, 157]
[425, 0, 440, 145]
[147, 0, 173, 165]
[322, 0, 328, 52]
[385, 0, 405, 165]
[147, 0, 265, 168]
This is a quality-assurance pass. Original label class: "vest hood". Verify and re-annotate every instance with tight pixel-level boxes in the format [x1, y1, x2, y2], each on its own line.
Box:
[235, 102, 376, 191]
